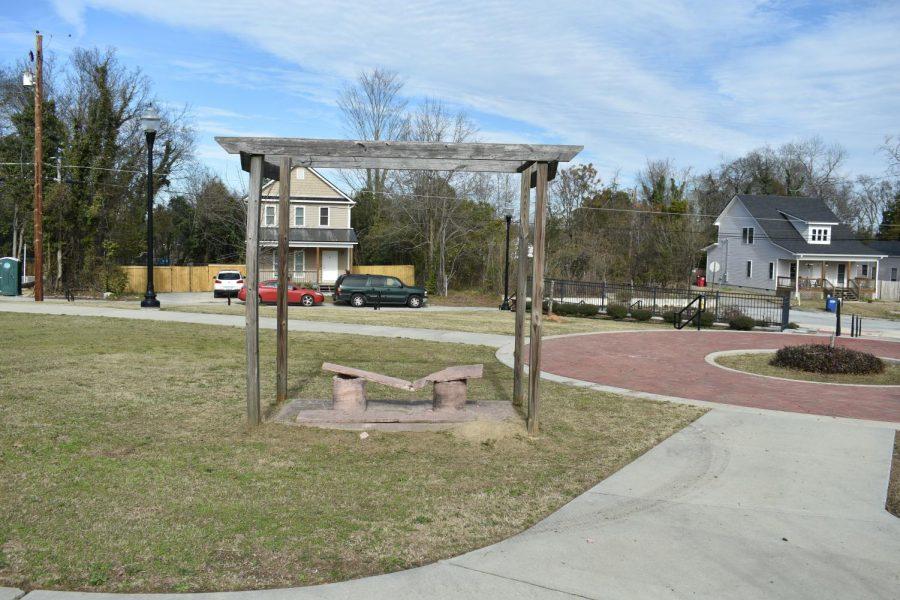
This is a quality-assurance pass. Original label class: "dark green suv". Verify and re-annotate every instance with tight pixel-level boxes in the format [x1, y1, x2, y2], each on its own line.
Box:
[333, 274, 428, 308]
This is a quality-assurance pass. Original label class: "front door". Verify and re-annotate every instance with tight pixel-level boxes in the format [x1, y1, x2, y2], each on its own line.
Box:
[837, 264, 846, 286]
[321, 250, 339, 284]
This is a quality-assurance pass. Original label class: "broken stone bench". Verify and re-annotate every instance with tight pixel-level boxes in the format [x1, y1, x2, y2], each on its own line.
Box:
[322, 362, 484, 412]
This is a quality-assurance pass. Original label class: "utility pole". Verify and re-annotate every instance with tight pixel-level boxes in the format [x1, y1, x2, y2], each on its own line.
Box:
[33, 31, 44, 301]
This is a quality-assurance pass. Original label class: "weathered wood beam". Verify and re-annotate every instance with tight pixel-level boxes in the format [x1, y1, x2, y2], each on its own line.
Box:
[245, 154, 264, 426]
[289, 156, 531, 173]
[276, 156, 291, 404]
[527, 162, 549, 435]
[513, 165, 532, 410]
[240, 151, 280, 180]
[219, 137, 583, 163]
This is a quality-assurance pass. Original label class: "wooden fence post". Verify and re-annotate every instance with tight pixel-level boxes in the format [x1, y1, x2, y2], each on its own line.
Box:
[527, 162, 549, 435]
[276, 157, 292, 404]
[245, 154, 264, 426]
[513, 166, 531, 409]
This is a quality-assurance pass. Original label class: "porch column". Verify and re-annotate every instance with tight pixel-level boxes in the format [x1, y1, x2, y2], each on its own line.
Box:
[874, 259, 880, 299]
[795, 257, 800, 301]
[316, 247, 321, 284]
[820, 260, 825, 286]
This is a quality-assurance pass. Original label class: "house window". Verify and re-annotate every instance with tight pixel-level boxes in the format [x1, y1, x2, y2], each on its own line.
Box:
[861, 264, 868, 277]
[319, 206, 329, 226]
[768, 262, 775, 280]
[892, 267, 898, 282]
[742, 227, 754, 244]
[264, 205, 276, 227]
[294, 206, 305, 227]
[809, 227, 830, 243]
[295, 169, 305, 180]
[746, 261, 752, 278]
[293, 251, 305, 274]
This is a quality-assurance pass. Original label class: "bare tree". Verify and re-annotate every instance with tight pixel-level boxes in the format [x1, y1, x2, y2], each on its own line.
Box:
[882, 135, 900, 176]
[337, 68, 409, 195]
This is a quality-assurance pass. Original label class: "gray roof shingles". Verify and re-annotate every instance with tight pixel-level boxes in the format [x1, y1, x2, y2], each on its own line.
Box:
[865, 240, 900, 256]
[259, 227, 358, 244]
[734, 194, 883, 256]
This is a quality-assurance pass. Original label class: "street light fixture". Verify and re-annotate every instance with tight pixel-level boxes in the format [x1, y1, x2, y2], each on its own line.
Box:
[140, 108, 161, 308]
[500, 213, 513, 310]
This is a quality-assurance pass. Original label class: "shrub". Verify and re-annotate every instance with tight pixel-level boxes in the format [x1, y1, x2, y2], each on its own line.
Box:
[662, 310, 678, 324]
[606, 303, 628, 320]
[728, 315, 755, 330]
[699, 311, 715, 327]
[631, 308, 653, 321]
[771, 344, 884, 375]
[787, 321, 800, 329]
[754, 318, 770, 327]
[553, 302, 599, 318]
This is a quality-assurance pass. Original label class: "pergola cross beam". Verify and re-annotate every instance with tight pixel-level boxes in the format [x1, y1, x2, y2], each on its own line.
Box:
[219, 136, 583, 435]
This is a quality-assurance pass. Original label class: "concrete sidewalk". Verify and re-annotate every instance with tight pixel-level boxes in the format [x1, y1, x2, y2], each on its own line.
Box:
[0, 300, 511, 348]
[11, 411, 899, 600]
[790, 307, 900, 340]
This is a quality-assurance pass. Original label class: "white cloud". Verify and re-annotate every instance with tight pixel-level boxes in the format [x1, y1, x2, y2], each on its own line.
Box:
[50, 0, 87, 36]
[51, 0, 900, 180]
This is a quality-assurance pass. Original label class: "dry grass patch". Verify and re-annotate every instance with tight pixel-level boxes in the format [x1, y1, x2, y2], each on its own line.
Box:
[161, 303, 664, 336]
[0, 313, 700, 593]
[888, 433, 900, 518]
[830, 301, 900, 322]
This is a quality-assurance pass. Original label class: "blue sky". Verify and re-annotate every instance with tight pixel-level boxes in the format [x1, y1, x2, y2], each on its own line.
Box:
[2, 0, 899, 191]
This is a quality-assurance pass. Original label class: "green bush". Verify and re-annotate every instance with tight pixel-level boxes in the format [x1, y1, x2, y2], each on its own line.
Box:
[662, 310, 678, 324]
[728, 315, 755, 330]
[606, 303, 628, 320]
[552, 302, 599, 318]
[631, 308, 653, 321]
[699, 311, 715, 327]
[754, 318, 770, 327]
[771, 344, 884, 375]
[787, 321, 800, 329]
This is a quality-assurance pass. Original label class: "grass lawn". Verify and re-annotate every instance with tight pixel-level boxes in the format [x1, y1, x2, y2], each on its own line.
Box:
[0, 314, 701, 593]
[158, 303, 665, 336]
[888, 433, 900, 518]
[715, 352, 900, 385]
[835, 300, 900, 322]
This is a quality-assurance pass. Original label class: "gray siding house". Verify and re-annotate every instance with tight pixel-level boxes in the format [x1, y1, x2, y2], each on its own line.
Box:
[704, 195, 886, 300]
[864, 240, 900, 300]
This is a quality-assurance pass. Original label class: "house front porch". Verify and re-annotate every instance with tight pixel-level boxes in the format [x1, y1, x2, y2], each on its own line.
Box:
[775, 258, 878, 300]
[259, 245, 353, 292]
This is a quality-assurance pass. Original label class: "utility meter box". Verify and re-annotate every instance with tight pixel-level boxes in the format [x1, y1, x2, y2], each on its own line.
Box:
[0, 257, 22, 296]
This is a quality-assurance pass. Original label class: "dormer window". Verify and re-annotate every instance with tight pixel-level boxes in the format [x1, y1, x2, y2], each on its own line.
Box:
[809, 227, 830, 244]
[741, 227, 754, 244]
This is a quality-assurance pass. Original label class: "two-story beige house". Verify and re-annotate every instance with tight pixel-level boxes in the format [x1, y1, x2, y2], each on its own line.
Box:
[257, 166, 357, 291]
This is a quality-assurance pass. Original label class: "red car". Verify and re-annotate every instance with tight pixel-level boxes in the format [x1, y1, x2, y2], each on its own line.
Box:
[238, 280, 325, 306]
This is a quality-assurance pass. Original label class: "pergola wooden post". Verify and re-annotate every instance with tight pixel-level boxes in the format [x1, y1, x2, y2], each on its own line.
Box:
[527, 163, 549, 434]
[220, 139, 581, 429]
[276, 157, 292, 403]
[245, 154, 264, 425]
[512, 165, 532, 409]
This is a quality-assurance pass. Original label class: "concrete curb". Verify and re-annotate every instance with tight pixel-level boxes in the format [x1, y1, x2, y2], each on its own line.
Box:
[0, 588, 25, 600]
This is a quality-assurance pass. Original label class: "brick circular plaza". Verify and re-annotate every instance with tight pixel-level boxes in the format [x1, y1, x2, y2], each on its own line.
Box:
[538, 331, 900, 422]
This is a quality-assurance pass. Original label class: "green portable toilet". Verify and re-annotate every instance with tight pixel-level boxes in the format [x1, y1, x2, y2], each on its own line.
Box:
[0, 257, 22, 296]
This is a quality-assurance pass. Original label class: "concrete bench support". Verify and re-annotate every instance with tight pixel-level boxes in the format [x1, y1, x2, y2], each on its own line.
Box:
[332, 375, 366, 411]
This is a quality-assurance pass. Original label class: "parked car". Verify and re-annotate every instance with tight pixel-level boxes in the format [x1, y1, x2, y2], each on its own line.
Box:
[333, 274, 427, 308]
[213, 270, 244, 297]
[238, 280, 325, 306]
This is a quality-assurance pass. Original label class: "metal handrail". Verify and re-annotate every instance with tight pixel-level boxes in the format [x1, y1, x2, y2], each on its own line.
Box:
[675, 295, 704, 330]
[629, 299, 642, 310]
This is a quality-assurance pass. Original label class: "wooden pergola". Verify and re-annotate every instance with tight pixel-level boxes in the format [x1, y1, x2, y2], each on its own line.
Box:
[216, 137, 582, 434]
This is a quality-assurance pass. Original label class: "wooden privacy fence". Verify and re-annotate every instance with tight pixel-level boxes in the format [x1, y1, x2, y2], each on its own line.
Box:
[121, 263, 415, 293]
[122, 264, 246, 293]
[351, 264, 415, 285]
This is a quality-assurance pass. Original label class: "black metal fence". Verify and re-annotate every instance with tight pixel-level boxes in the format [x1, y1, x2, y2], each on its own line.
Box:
[531, 277, 791, 328]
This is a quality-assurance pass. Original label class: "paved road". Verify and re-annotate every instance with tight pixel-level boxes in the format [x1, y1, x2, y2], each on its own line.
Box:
[0, 298, 511, 348]
[790, 307, 900, 340]
[12, 411, 900, 600]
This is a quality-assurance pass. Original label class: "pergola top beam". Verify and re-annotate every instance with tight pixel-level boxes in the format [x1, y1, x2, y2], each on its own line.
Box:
[221, 137, 582, 174]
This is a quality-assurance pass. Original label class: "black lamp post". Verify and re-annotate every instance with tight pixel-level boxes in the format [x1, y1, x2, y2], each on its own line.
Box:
[140, 108, 161, 308]
[500, 213, 512, 310]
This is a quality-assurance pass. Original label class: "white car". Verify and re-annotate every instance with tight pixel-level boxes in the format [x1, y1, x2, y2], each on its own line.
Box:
[213, 270, 244, 298]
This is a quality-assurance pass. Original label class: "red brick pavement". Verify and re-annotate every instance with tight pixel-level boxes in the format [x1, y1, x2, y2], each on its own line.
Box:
[537, 331, 900, 422]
